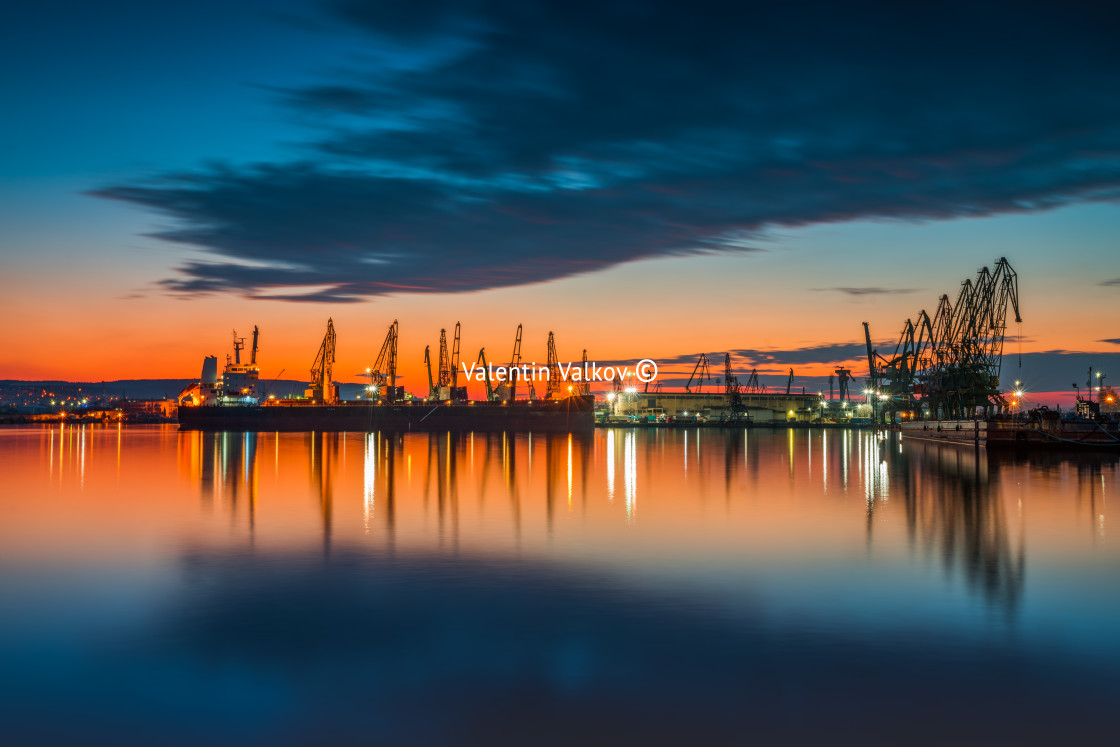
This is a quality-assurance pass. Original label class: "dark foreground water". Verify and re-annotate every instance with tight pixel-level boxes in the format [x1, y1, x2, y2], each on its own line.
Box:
[1, 425, 1118, 745]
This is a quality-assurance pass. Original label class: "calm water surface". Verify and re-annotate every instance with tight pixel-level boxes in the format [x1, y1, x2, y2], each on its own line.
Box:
[1, 424, 1118, 745]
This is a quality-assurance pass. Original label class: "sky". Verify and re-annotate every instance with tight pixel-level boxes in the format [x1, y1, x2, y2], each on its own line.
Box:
[1, 0, 1118, 404]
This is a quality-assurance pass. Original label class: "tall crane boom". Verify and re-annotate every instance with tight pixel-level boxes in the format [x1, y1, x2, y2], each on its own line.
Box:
[685, 353, 711, 394]
[502, 324, 523, 402]
[250, 325, 259, 366]
[424, 345, 437, 400]
[545, 331, 561, 399]
[438, 328, 451, 388]
[367, 320, 399, 402]
[864, 258, 1022, 418]
[476, 348, 496, 401]
[724, 353, 742, 409]
[450, 322, 461, 390]
[308, 318, 337, 403]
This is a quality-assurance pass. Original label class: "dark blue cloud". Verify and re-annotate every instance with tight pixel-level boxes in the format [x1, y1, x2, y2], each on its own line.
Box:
[94, 0, 1120, 301]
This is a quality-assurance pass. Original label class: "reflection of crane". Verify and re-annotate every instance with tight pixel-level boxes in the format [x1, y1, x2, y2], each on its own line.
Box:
[686, 353, 711, 393]
[367, 320, 399, 402]
[476, 348, 497, 401]
[308, 318, 337, 403]
[546, 331, 561, 399]
[785, 367, 794, 395]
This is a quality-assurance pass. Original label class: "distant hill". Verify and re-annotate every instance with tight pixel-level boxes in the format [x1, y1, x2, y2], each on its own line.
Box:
[1, 379, 369, 400]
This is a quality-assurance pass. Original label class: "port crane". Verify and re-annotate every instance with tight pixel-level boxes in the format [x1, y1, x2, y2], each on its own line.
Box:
[424, 345, 438, 400]
[308, 318, 337, 403]
[450, 322, 461, 395]
[743, 369, 763, 393]
[367, 320, 399, 402]
[546, 332, 562, 399]
[250, 326, 259, 366]
[476, 348, 497, 401]
[834, 367, 852, 401]
[500, 324, 523, 402]
[579, 350, 591, 396]
[724, 353, 742, 409]
[864, 257, 1021, 418]
[785, 368, 795, 395]
[438, 329, 451, 389]
[685, 353, 711, 394]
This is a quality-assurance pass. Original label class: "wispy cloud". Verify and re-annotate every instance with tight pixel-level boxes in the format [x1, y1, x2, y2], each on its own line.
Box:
[1101, 279, 1120, 287]
[812, 287, 917, 296]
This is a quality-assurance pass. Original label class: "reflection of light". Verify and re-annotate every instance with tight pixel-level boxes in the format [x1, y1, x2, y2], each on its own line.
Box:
[606, 430, 615, 499]
[624, 431, 636, 521]
[363, 434, 376, 530]
[567, 434, 572, 509]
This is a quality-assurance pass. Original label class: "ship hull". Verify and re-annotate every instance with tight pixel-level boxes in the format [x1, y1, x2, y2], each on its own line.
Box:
[178, 396, 596, 433]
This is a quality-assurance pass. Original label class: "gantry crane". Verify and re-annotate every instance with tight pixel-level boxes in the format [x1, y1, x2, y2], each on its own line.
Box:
[864, 257, 1022, 418]
[686, 353, 711, 393]
[834, 367, 852, 401]
[579, 349, 591, 396]
[546, 331, 561, 399]
[724, 353, 742, 409]
[308, 318, 337, 403]
[500, 324, 523, 402]
[476, 348, 497, 401]
[743, 369, 763, 393]
[367, 319, 399, 402]
[438, 328, 451, 389]
[424, 345, 437, 400]
[450, 322, 461, 397]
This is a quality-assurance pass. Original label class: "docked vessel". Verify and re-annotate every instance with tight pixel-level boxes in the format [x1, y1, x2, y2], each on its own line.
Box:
[177, 319, 595, 433]
[178, 397, 596, 433]
[899, 415, 1120, 449]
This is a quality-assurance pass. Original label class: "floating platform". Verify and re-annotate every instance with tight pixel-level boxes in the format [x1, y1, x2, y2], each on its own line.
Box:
[900, 418, 1120, 449]
[178, 396, 595, 433]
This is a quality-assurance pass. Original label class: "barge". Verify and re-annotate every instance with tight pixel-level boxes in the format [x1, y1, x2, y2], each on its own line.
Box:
[899, 417, 1120, 449]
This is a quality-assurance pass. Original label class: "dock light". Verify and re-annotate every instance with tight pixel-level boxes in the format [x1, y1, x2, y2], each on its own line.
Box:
[366, 368, 371, 372]
[625, 387, 637, 393]
[878, 393, 888, 401]
[606, 392, 616, 401]
[567, 385, 573, 393]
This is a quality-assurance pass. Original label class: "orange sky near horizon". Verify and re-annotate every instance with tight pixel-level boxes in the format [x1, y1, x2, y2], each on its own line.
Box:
[2, 203, 1117, 399]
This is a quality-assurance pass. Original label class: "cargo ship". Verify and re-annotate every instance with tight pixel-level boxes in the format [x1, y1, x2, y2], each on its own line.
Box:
[176, 319, 596, 433]
[179, 397, 596, 433]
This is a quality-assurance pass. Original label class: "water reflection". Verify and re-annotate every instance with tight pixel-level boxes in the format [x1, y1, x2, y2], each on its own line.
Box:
[3, 425, 1120, 743]
[162, 427, 1119, 620]
[891, 440, 1026, 614]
